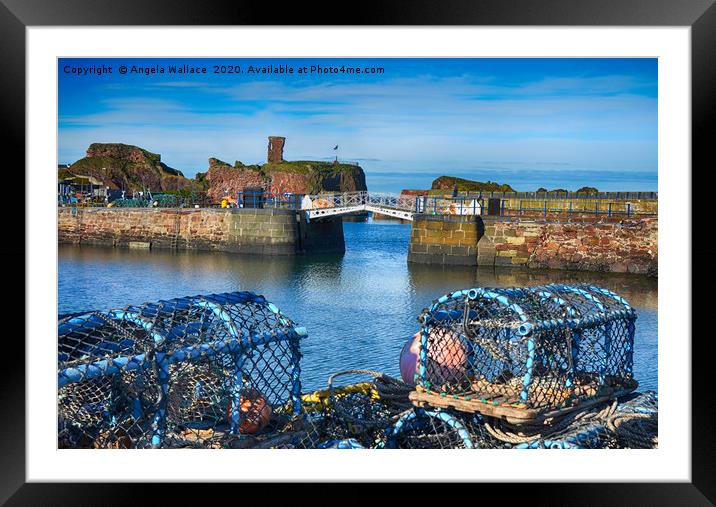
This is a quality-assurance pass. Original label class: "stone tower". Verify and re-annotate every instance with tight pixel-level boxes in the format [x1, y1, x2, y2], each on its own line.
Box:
[267, 136, 286, 163]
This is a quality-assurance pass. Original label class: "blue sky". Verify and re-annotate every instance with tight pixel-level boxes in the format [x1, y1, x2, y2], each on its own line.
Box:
[58, 58, 657, 192]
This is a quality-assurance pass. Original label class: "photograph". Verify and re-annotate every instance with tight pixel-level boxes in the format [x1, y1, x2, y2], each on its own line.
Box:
[56, 56, 659, 451]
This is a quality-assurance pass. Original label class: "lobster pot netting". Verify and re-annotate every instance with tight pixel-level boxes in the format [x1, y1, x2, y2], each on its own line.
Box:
[275, 370, 414, 449]
[384, 408, 507, 449]
[415, 284, 637, 419]
[58, 292, 306, 449]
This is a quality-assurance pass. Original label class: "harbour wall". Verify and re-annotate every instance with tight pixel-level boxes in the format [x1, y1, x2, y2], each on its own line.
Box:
[59, 208, 658, 275]
[407, 215, 482, 266]
[408, 214, 658, 276]
[478, 217, 658, 275]
[58, 208, 345, 255]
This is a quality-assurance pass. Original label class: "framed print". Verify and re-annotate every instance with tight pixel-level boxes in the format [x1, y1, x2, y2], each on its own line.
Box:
[5, 0, 713, 501]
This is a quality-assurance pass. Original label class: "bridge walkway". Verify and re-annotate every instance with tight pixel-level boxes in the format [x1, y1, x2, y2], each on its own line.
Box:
[300, 191, 482, 221]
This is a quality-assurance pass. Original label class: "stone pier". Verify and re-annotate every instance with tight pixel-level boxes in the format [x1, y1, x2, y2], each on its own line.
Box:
[407, 214, 482, 266]
[58, 208, 658, 275]
[58, 207, 345, 256]
[408, 214, 657, 275]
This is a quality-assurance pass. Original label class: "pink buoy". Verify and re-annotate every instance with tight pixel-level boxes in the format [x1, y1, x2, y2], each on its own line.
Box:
[399, 332, 422, 385]
[399, 329, 468, 386]
[426, 328, 468, 385]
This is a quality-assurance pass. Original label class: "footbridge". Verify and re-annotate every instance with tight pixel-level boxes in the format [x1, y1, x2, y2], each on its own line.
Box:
[299, 191, 482, 221]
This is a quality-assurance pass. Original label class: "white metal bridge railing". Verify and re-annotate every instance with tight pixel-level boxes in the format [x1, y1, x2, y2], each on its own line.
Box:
[301, 191, 414, 211]
[300, 191, 483, 221]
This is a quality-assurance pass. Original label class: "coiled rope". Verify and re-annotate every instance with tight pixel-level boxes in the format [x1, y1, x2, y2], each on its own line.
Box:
[328, 369, 414, 408]
[483, 400, 618, 444]
[607, 411, 658, 448]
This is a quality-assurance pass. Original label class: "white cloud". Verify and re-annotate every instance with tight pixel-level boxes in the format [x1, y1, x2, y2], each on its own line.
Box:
[58, 71, 657, 190]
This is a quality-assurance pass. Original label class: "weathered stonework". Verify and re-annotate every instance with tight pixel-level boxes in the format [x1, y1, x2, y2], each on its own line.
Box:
[478, 217, 658, 276]
[59, 209, 657, 275]
[407, 214, 483, 266]
[58, 208, 345, 256]
[267, 136, 286, 163]
[408, 214, 657, 275]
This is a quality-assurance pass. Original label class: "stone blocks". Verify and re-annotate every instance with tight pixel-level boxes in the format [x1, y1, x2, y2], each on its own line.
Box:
[58, 207, 345, 257]
[407, 214, 482, 266]
[477, 217, 657, 275]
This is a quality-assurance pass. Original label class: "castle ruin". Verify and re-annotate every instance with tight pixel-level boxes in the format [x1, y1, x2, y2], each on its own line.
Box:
[267, 136, 286, 163]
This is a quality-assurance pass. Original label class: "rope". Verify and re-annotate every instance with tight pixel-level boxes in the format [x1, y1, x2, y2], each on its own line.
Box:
[607, 411, 658, 448]
[327, 369, 384, 393]
[328, 369, 413, 406]
[373, 375, 414, 410]
[484, 399, 618, 444]
[326, 369, 414, 427]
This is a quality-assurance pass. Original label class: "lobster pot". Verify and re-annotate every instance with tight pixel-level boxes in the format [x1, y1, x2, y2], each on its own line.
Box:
[281, 371, 413, 449]
[58, 291, 306, 449]
[412, 284, 637, 423]
[516, 420, 616, 449]
[384, 408, 502, 449]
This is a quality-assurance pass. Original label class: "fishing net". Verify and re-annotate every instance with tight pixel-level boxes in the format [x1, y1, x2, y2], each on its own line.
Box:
[270, 370, 413, 449]
[384, 392, 656, 450]
[324, 370, 413, 448]
[383, 408, 506, 449]
[57, 283, 654, 451]
[501, 400, 619, 449]
[413, 284, 637, 421]
[504, 391, 657, 449]
[58, 291, 306, 449]
[607, 391, 658, 449]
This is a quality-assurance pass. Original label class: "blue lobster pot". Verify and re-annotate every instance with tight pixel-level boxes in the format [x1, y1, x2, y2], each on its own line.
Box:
[412, 284, 638, 423]
[58, 291, 307, 448]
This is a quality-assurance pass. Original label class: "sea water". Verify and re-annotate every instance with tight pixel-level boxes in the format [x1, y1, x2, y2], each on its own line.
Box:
[58, 219, 658, 393]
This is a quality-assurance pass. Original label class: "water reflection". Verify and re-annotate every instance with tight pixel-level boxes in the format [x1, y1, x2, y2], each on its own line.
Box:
[406, 263, 657, 310]
[58, 220, 657, 393]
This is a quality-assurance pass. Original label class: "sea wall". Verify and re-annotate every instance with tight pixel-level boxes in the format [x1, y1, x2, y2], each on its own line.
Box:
[59, 209, 657, 274]
[298, 213, 345, 254]
[407, 214, 482, 266]
[58, 208, 345, 255]
[407, 214, 657, 275]
[478, 218, 658, 275]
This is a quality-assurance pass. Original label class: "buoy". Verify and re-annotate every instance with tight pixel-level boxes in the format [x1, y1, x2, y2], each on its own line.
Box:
[400, 329, 468, 386]
[227, 388, 272, 434]
[399, 332, 422, 385]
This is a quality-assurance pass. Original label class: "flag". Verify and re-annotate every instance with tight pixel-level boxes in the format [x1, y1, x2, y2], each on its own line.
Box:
[334, 145, 338, 150]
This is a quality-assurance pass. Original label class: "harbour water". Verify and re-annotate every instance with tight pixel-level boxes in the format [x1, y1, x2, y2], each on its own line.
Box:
[58, 219, 658, 393]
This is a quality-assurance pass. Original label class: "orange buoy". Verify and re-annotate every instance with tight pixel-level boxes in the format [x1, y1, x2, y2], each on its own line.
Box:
[227, 389, 272, 434]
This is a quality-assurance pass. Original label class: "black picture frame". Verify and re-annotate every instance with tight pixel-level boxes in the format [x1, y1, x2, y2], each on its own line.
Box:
[4, 0, 711, 501]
